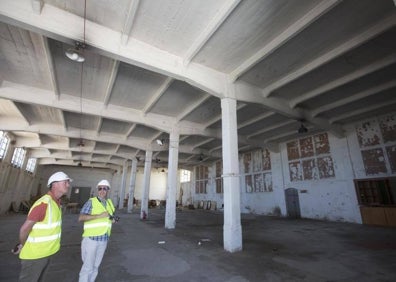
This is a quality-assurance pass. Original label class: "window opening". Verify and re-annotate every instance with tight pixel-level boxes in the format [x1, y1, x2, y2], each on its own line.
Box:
[195, 165, 208, 194]
[180, 169, 191, 183]
[11, 147, 26, 168]
[0, 131, 9, 160]
[26, 158, 37, 173]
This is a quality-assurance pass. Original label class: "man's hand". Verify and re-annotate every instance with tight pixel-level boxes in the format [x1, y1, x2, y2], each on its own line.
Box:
[11, 243, 23, 255]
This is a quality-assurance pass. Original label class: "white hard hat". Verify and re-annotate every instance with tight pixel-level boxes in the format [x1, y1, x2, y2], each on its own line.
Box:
[97, 179, 111, 189]
[47, 171, 72, 187]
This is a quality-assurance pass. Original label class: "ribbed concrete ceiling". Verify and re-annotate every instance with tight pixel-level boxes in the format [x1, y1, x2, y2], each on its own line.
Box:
[0, 0, 395, 171]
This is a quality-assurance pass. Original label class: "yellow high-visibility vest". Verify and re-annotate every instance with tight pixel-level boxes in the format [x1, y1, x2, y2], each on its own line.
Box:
[20, 195, 62, 259]
[82, 197, 115, 237]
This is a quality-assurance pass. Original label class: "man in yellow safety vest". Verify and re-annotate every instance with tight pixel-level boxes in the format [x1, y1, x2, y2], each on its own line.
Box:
[12, 171, 72, 282]
[78, 179, 117, 282]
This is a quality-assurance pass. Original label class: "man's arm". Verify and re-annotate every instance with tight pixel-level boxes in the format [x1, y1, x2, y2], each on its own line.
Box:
[19, 219, 36, 245]
[78, 198, 109, 222]
[78, 212, 109, 222]
[12, 219, 36, 254]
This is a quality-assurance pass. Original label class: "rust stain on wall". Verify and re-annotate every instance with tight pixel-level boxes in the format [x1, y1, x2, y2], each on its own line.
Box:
[361, 149, 387, 175]
[356, 120, 381, 147]
[287, 141, 299, 160]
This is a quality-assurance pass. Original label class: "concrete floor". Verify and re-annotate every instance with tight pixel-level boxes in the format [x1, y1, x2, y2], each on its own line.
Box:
[1, 207, 396, 282]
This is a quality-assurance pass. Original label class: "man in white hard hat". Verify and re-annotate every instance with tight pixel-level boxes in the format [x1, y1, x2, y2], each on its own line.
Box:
[78, 179, 117, 282]
[12, 171, 72, 282]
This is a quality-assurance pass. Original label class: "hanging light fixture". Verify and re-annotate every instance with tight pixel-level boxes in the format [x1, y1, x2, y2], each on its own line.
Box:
[66, 0, 87, 63]
[65, 42, 86, 62]
[298, 121, 308, 134]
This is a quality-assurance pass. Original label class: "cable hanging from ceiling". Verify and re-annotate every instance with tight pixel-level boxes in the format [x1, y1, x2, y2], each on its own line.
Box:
[77, 0, 87, 167]
[65, 0, 87, 62]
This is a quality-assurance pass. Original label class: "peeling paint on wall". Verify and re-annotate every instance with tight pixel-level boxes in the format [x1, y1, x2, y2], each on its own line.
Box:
[245, 175, 252, 192]
[356, 120, 381, 147]
[287, 141, 299, 160]
[318, 156, 335, 178]
[361, 148, 387, 175]
[302, 159, 318, 180]
[289, 161, 303, 181]
[288, 133, 334, 182]
[262, 149, 271, 170]
[243, 153, 251, 173]
[356, 113, 396, 176]
[300, 137, 314, 158]
[254, 173, 263, 192]
[243, 149, 272, 193]
[379, 114, 396, 143]
[314, 133, 330, 154]
[386, 145, 396, 173]
[252, 150, 262, 172]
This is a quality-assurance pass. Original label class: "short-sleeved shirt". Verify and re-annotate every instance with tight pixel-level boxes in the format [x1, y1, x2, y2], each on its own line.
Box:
[28, 191, 61, 222]
[80, 198, 109, 241]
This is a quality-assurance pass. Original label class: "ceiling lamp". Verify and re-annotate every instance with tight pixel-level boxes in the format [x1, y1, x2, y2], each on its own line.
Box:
[298, 122, 308, 134]
[65, 42, 85, 62]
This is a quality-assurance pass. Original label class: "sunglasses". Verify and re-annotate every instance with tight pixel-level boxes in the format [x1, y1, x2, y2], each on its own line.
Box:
[98, 186, 109, 191]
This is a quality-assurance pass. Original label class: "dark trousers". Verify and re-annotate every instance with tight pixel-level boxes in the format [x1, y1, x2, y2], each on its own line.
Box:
[19, 257, 50, 282]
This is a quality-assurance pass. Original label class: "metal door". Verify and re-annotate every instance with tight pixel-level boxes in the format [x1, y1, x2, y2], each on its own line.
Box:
[285, 188, 301, 218]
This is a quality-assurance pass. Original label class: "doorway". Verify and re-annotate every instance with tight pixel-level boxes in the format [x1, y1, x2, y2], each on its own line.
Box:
[69, 187, 92, 207]
[285, 188, 301, 218]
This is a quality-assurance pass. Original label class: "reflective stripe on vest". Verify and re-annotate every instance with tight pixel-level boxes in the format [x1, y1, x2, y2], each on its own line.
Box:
[20, 195, 62, 259]
[82, 197, 115, 237]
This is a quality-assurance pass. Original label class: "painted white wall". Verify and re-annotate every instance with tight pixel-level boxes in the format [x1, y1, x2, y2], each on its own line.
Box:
[279, 133, 362, 223]
[191, 113, 396, 224]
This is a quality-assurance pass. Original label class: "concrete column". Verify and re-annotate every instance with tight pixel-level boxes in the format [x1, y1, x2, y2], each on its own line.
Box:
[118, 160, 128, 209]
[141, 150, 152, 219]
[127, 158, 138, 213]
[221, 97, 242, 252]
[165, 130, 179, 229]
